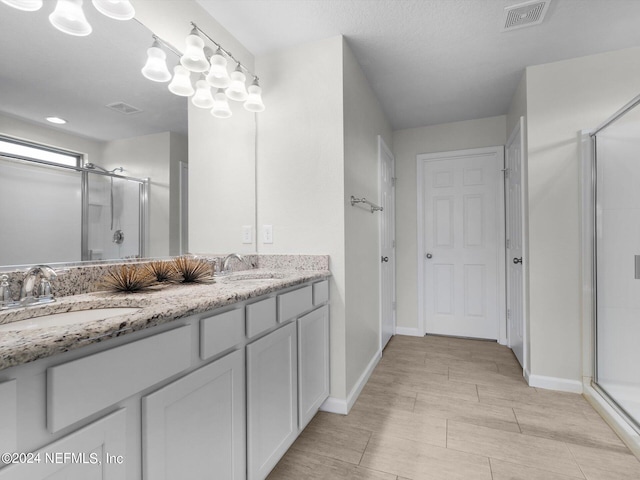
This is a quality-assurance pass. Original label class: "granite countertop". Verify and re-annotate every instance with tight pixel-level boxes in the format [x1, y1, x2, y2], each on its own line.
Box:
[0, 269, 330, 371]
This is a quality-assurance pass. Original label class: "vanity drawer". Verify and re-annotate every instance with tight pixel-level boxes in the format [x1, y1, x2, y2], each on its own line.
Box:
[278, 285, 313, 323]
[200, 308, 245, 360]
[312, 280, 329, 306]
[246, 297, 276, 338]
[47, 326, 192, 433]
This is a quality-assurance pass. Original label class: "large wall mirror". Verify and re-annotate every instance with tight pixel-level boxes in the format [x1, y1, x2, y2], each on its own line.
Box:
[0, 2, 257, 269]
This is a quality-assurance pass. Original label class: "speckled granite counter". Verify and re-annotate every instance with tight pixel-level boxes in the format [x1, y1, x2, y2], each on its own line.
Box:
[0, 268, 330, 371]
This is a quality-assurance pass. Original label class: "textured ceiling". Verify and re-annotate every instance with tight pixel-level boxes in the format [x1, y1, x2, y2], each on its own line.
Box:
[196, 0, 640, 130]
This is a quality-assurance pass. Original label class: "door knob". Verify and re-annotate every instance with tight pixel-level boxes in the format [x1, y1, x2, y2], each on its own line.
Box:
[426, 253, 433, 259]
[381, 256, 389, 263]
[513, 257, 523, 264]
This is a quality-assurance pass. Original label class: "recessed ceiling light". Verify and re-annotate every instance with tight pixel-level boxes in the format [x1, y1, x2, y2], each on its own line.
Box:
[46, 116, 67, 124]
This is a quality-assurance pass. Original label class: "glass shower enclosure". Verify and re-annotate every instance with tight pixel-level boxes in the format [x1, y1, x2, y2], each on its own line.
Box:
[590, 95, 640, 432]
[0, 141, 148, 267]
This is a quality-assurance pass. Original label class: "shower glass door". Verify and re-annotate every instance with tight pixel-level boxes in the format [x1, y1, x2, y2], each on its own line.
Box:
[86, 172, 147, 261]
[594, 98, 640, 430]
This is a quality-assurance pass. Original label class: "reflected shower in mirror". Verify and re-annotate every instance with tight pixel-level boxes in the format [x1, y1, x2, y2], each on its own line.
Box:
[0, 2, 188, 267]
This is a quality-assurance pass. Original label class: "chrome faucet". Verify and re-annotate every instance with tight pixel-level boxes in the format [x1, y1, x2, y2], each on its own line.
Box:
[221, 253, 247, 274]
[20, 265, 57, 306]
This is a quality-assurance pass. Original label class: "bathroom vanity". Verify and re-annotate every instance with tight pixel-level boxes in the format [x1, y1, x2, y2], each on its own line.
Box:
[0, 264, 330, 480]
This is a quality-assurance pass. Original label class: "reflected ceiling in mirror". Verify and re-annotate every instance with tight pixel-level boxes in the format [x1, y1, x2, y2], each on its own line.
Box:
[0, 3, 186, 141]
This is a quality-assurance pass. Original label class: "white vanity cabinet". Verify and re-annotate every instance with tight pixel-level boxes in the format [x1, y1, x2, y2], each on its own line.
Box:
[246, 321, 298, 480]
[297, 304, 330, 430]
[0, 277, 330, 480]
[142, 349, 246, 480]
[0, 409, 126, 480]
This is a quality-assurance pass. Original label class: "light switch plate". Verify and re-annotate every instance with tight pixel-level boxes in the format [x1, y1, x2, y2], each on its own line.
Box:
[242, 225, 252, 244]
[263, 225, 273, 244]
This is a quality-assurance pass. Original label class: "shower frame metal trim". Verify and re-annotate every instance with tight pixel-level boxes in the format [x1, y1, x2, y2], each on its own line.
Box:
[588, 94, 640, 435]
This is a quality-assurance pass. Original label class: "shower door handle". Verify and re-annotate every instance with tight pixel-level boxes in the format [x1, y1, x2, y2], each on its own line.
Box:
[513, 257, 522, 264]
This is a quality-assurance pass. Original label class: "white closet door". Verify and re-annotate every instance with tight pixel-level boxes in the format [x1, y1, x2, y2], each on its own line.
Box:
[420, 147, 504, 340]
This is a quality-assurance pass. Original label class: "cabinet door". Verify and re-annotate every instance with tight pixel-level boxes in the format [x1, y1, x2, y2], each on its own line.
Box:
[0, 409, 126, 480]
[297, 305, 330, 429]
[142, 349, 246, 480]
[246, 322, 297, 480]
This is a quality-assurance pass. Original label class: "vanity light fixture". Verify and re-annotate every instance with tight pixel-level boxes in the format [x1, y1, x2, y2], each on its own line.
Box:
[2, 0, 135, 37]
[91, 0, 134, 21]
[168, 65, 195, 97]
[0, 0, 43, 11]
[211, 89, 232, 118]
[244, 77, 265, 113]
[192, 78, 215, 109]
[225, 64, 248, 102]
[49, 0, 92, 37]
[141, 21, 265, 118]
[180, 27, 209, 73]
[141, 37, 172, 83]
[45, 116, 67, 124]
[206, 47, 231, 89]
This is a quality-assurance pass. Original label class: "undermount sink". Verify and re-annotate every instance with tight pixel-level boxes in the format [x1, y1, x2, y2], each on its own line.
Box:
[220, 272, 287, 282]
[0, 307, 140, 332]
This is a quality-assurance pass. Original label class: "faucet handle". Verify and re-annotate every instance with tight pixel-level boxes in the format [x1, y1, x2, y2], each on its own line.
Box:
[1, 274, 12, 305]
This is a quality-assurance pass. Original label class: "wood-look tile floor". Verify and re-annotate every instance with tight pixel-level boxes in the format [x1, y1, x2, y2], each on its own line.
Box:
[267, 334, 640, 480]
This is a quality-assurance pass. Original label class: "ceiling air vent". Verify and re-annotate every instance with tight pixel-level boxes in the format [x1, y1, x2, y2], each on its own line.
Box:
[502, 0, 551, 32]
[106, 102, 141, 115]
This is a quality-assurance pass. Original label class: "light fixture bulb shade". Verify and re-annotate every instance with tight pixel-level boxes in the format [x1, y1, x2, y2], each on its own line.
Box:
[206, 51, 230, 88]
[180, 31, 209, 72]
[168, 65, 194, 96]
[91, 0, 134, 20]
[192, 80, 215, 109]
[49, 0, 92, 36]
[244, 83, 265, 112]
[211, 90, 232, 118]
[141, 43, 171, 82]
[225, 69, 248, 102]
[1, 0, 43, 11]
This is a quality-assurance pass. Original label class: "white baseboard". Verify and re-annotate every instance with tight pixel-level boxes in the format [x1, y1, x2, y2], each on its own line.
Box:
[394, 327, 423, 337]
[320, 349, 382, 415]
[527, 374, 583, 393]
[583, 380, 640, 459]
[524, 368, 531, 385]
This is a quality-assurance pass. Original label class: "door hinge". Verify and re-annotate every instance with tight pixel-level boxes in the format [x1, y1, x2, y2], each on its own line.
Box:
[507, 309, 511, 320]
[392, 177, 397, 187]
[506, 238, 510, 249]
[502, 168, 509, 179]
[392, 240, 396, 248]
[392, 301, 397, 311]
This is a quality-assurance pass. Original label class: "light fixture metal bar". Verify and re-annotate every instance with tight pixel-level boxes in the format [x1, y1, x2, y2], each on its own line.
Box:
[191, 22, 258, 81]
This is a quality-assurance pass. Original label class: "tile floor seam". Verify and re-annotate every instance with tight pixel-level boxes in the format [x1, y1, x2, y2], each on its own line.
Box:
[565, 441, 589, 480]
[446, 418, 448, 448]
[512, 407, 522, 433]
[488, 456, 494, 480]
[357, 430, 373, 466]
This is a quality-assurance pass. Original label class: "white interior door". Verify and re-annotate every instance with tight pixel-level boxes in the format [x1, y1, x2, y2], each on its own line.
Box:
[379, 136, 396, 349]
[418, 147, 505, 340]
[506, 118, 526, 368]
